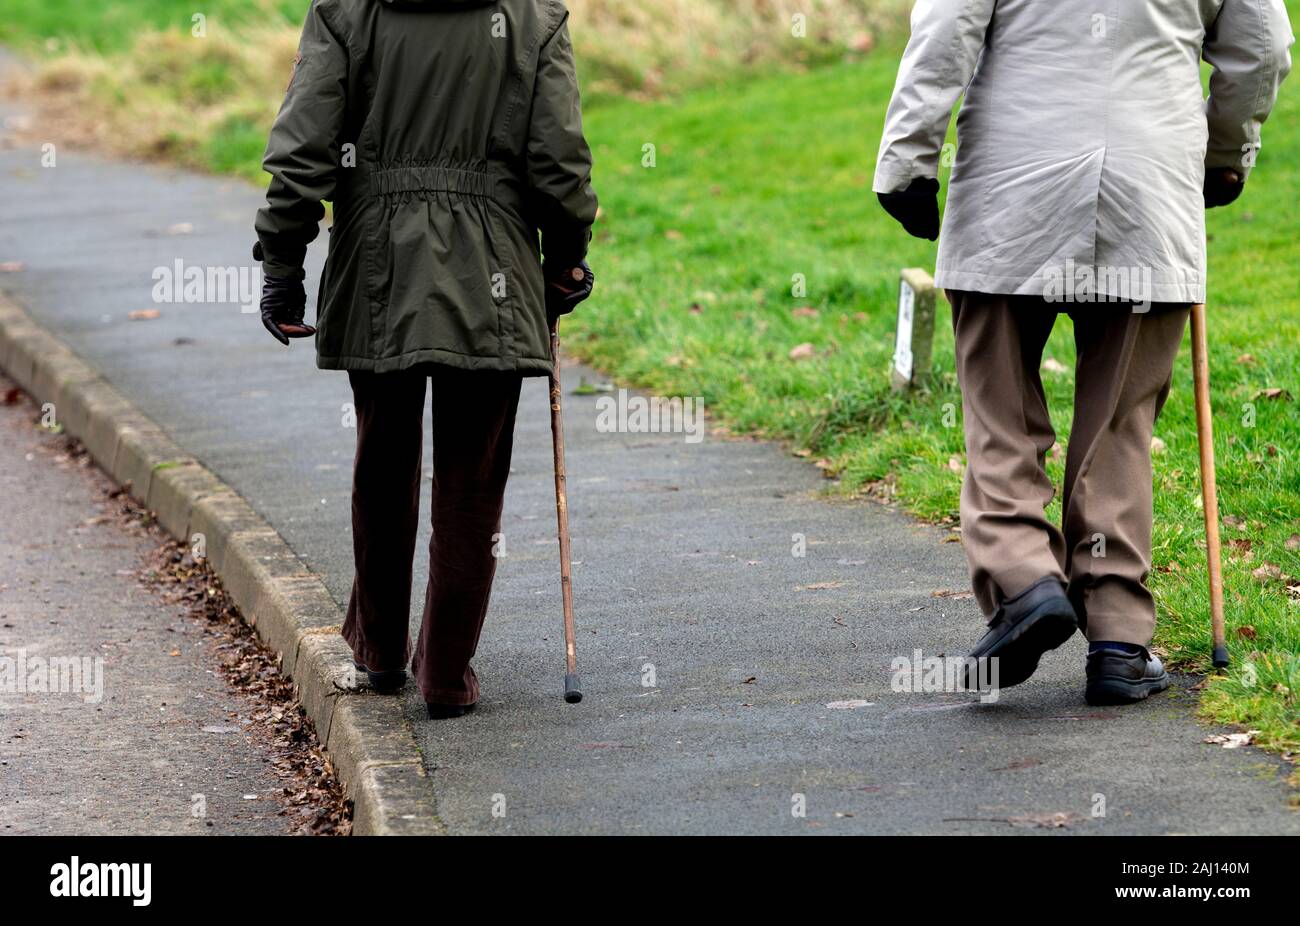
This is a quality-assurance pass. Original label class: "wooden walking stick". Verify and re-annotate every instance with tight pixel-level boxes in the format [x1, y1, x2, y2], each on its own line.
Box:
[1190, 303, 1229, 668]
[549, 321, 583, 702]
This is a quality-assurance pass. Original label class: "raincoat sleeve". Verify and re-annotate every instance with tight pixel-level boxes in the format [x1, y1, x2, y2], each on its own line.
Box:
[525, 11, 599, 271]
[254, 0, 349, 281]
[872, 0, 996, 195]
[1203, 0, 1294, 181]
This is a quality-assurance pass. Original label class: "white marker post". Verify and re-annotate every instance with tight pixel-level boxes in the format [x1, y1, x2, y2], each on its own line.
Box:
[891, 267, 936, 393]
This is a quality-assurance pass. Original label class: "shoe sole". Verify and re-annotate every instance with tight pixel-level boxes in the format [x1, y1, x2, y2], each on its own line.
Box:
[1085, 671, 1170, 706]
[964, 598, 1078, 691]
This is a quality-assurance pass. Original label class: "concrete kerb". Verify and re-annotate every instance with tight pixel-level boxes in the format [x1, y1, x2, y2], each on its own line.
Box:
[0, 294, 439, 836]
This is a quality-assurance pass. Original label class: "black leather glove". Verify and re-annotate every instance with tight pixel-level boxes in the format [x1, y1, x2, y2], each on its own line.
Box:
[545, 260, 595, 326]
[1204, 167, 1244, 208]
[253, 242, 315, 345]
[877, 177, 941, 241]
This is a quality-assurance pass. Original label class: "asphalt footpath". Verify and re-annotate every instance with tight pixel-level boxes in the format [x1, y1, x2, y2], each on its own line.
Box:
[0, 375, 294, 834]
[1, 102, 1296, 834]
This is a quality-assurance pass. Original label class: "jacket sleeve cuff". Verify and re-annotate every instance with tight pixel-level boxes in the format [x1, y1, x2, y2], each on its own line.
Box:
[1204, 142, 1257, 182]
[255, 240, 308, 282]
[542, 226, 592, 271]
[873, 164, 931, 195]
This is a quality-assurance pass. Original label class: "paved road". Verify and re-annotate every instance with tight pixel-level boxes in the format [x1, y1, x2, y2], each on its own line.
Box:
[0, 375, 291, 835]
[1, 104, 1296, 834]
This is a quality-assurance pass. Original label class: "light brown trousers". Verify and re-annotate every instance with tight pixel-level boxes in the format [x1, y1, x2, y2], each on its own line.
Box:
[949, 292, 1191, 645]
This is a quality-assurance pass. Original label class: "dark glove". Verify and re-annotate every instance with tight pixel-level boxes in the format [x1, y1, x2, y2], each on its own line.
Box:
[877, 177, 941, 241]
[545, 260, 595, 326]
[253, 242, 315, 345]
[1204, 167, 1244, 208]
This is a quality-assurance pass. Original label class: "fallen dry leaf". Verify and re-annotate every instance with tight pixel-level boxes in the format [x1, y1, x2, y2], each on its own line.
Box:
[1252, 563, 1291, 585]
[133, 530, 351, 835]
[931, 588, 975, 600]
[993, 758, 1043, 772]
[943, 811, 1085, 828]
[128, 309, 161, 321]
[1204, 731, 1259, 749]
[788, 342, 816, 361]
[1008, 811, 1083, 829]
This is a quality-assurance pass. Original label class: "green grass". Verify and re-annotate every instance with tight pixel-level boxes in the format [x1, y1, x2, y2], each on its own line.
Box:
[0, 0, 303, 53]
[4, 0, 906, 175]
[6, 0, 1297, 757]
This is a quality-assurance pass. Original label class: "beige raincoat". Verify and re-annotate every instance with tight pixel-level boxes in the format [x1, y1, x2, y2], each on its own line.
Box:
[873, 0, 1294, 304]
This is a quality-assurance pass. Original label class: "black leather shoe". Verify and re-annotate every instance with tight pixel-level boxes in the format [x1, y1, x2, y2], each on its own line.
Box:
[1085, 648, 1170, 705]
[963, 577, 1078, 691]
[353, 661, 406, 695]
[427, 701, 476, 720]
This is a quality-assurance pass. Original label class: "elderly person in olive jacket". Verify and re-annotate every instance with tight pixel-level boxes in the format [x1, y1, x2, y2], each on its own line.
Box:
[874, 0, 1292, 704]
[254, 0, 597, 719]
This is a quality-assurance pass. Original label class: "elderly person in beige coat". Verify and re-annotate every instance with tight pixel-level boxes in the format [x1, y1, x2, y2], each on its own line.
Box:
[873, 0, 1293, 704]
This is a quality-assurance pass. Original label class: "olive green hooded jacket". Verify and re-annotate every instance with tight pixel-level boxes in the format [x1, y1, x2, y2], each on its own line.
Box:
[255, 0, 598, 374]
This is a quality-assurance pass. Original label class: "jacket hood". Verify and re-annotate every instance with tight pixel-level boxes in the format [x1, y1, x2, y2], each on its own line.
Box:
[377, 0, 499, 7]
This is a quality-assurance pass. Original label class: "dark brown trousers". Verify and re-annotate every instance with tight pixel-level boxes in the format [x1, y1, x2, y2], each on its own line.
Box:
[342, 365, 522, 705]
[949, 292, 1190, 646]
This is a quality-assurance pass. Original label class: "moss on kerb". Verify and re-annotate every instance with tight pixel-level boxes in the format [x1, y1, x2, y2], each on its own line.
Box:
[151, 460, 182, 472]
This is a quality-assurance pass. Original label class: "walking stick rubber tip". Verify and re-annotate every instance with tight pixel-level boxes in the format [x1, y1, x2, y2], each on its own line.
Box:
[564, 673, 583, 704]
[1212, 645, 1230, 669]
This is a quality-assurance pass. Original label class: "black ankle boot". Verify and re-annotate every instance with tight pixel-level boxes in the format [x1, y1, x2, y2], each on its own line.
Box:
[353, 661, 406, 695]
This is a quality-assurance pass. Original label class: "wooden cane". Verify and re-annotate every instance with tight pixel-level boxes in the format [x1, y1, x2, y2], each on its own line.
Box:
[1190, 303, 1229, 668]
[549, 322, 583, 702]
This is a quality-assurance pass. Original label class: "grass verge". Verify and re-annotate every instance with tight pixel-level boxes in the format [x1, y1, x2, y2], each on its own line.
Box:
[3, 0, 908, 178]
